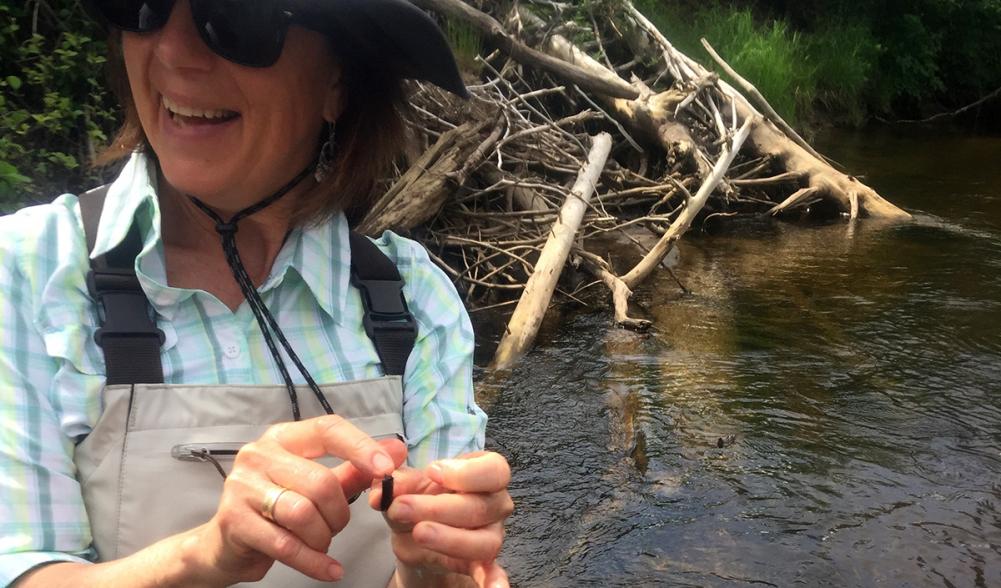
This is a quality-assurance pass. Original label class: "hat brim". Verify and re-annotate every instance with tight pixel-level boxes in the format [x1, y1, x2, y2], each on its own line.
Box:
[309, 0, 470, 98]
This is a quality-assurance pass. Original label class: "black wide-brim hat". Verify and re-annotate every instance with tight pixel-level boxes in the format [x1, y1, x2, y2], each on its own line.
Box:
[310, 0, 469, 98]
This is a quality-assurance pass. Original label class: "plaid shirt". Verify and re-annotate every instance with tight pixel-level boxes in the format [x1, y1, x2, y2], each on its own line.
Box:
[0, 153, 486, 584]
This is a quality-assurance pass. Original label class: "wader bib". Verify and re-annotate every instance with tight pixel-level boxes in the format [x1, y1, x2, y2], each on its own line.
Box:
[74, 188, 418, 587]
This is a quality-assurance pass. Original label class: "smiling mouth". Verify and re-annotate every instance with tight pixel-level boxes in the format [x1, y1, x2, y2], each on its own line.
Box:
[162, 96, 240, 126]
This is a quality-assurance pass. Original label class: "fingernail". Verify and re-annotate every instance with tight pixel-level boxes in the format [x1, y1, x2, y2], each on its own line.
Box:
[373, 452, 394, 474]
[328, 563, 344, 581]
[428, 460, 453, 483]
[392, 502, 413, 524]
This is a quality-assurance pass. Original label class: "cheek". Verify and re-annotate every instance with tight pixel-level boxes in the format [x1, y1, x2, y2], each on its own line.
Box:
[251, 79, 330, 146]
[122, 35, 156, 117]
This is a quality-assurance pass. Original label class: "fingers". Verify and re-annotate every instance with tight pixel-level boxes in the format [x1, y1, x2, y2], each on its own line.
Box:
[385, 491, 514, 532]
[253, 438, 407, 552]
[212, 420, 410, 585]
[253, 455, 347, 546]
[426, 452, 511, 493]
[411, 521, 505, 563]
[377, 451, 513, 588]
[237, 517, 344, 582]
[263, 486, 336, 553]
[212, 474, 344, 583]
[263, 415, 397, 477]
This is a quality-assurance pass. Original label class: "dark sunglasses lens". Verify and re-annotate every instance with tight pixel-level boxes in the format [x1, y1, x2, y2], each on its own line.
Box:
[90, 0, 175, 32]
[190, 0, 287, 67]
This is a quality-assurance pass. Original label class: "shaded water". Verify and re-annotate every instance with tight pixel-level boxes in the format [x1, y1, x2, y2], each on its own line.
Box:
[480, 128, 1001, 587]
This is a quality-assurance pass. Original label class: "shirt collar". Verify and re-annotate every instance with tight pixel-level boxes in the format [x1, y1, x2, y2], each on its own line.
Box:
[90, 151, 160, 261]
[264, 213, 353, 324]
[90, 151, 352, 324]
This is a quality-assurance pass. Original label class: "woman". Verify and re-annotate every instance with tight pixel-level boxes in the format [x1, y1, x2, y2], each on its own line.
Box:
[0, 1, 512, 587]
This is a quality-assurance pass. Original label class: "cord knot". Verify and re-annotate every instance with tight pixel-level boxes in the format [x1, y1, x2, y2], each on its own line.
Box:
[215, 222, 238, 236]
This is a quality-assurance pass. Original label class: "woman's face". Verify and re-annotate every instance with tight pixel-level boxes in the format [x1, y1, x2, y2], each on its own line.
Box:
[122, 0, 343, 213]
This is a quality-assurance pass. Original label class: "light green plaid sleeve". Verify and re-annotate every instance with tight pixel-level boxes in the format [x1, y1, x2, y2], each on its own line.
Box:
[378, 234, 487, 468]
[0, 204, 97, 585]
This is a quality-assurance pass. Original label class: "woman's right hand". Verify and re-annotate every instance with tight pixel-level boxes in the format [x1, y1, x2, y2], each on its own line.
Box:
[180, 415, 407, 586]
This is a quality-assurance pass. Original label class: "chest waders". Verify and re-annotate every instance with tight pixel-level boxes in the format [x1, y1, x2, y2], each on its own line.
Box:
[73, 186, 417, 587]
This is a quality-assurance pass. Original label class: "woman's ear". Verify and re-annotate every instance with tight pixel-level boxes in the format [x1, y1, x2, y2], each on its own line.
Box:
[323, 69, 346, 123]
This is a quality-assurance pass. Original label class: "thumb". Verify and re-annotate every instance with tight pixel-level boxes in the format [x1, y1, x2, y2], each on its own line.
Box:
[472, 560, 510, 588]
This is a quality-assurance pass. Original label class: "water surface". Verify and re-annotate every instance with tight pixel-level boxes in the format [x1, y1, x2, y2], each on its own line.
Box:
[479, 128, 1001, 587]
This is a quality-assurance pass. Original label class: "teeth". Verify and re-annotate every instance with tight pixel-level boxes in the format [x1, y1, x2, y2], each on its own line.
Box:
[162, 96, 236, 120]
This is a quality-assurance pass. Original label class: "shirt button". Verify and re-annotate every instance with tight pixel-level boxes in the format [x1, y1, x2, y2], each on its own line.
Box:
[223, 344, 241, 359]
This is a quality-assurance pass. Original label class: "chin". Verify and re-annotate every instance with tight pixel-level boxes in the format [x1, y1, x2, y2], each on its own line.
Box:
[158, 161, 231, 203]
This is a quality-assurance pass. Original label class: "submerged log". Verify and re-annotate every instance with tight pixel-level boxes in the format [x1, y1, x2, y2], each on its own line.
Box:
[356, 0, 912, 367]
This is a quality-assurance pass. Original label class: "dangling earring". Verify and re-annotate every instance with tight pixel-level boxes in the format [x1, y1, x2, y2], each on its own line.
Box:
[314, 123, 336, 183]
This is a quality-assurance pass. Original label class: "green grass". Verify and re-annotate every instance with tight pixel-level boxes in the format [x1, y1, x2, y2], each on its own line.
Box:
[635, 2, 813, 124]
[632, 1, 881, 127]
[444, 16, 483, 75]
[806, 20, 880, 125]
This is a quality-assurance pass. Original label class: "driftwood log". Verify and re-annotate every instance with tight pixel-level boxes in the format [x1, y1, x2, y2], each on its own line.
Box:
[357, 0, 911, 368]
[492, 132, 612, 369]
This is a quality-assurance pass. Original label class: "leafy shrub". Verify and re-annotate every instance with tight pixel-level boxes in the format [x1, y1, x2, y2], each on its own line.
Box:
[0, 1, 119, 213]
[869, 12, 943, 114]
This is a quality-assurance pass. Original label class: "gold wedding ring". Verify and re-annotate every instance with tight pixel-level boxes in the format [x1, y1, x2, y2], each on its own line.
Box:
[261, 486, 289, 523]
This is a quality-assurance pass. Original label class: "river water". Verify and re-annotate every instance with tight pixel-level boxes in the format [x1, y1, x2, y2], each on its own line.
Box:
[479, 128, 1001, 587]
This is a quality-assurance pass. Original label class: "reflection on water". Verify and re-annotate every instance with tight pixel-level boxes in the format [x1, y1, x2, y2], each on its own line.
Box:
[480, 129, 1001, 587]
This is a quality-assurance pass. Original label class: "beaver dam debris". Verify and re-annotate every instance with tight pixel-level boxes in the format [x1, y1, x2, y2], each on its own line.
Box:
[358, 0, 911, 369]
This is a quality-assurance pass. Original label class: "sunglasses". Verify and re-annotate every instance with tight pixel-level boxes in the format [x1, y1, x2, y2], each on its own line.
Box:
[86, 0, 317, 68]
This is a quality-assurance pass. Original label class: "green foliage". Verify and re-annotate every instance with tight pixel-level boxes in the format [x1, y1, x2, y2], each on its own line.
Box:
[633, 0, 1001, 125]
[870, 12, 943, 113]
[444, 15, 483, 75]
[634, 2, 815, 124]
[0, 1, 119, 213]
[701, 8, 812, 124]
[806, 20, 880, 125]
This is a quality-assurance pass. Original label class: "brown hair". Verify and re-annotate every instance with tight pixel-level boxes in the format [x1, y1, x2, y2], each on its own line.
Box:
[96, 33, 409, 227]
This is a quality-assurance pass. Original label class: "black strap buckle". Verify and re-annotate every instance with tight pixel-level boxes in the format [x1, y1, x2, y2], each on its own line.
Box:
[351, 276, 417, 339]
[87, 268, 166, 347]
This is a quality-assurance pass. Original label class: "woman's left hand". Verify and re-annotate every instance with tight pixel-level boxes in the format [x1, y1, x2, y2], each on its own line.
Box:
[370, 451, 513, 588]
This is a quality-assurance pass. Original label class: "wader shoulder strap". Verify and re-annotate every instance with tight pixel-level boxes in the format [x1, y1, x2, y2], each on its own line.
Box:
[80, 188, 415, 383]
[79, 186, 166, 385]
[348, 232, 418, 377]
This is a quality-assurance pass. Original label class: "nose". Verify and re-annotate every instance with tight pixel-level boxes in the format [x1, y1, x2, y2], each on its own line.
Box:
[152, 0, 214, 72]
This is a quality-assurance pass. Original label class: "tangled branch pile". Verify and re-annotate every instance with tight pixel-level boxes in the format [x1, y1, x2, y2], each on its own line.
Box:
[359, 0, 911, 368]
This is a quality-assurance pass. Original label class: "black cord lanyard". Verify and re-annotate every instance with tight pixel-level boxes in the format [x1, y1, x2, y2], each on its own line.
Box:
[84, 175, 401, 509]
[190, 165, 331, 421]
